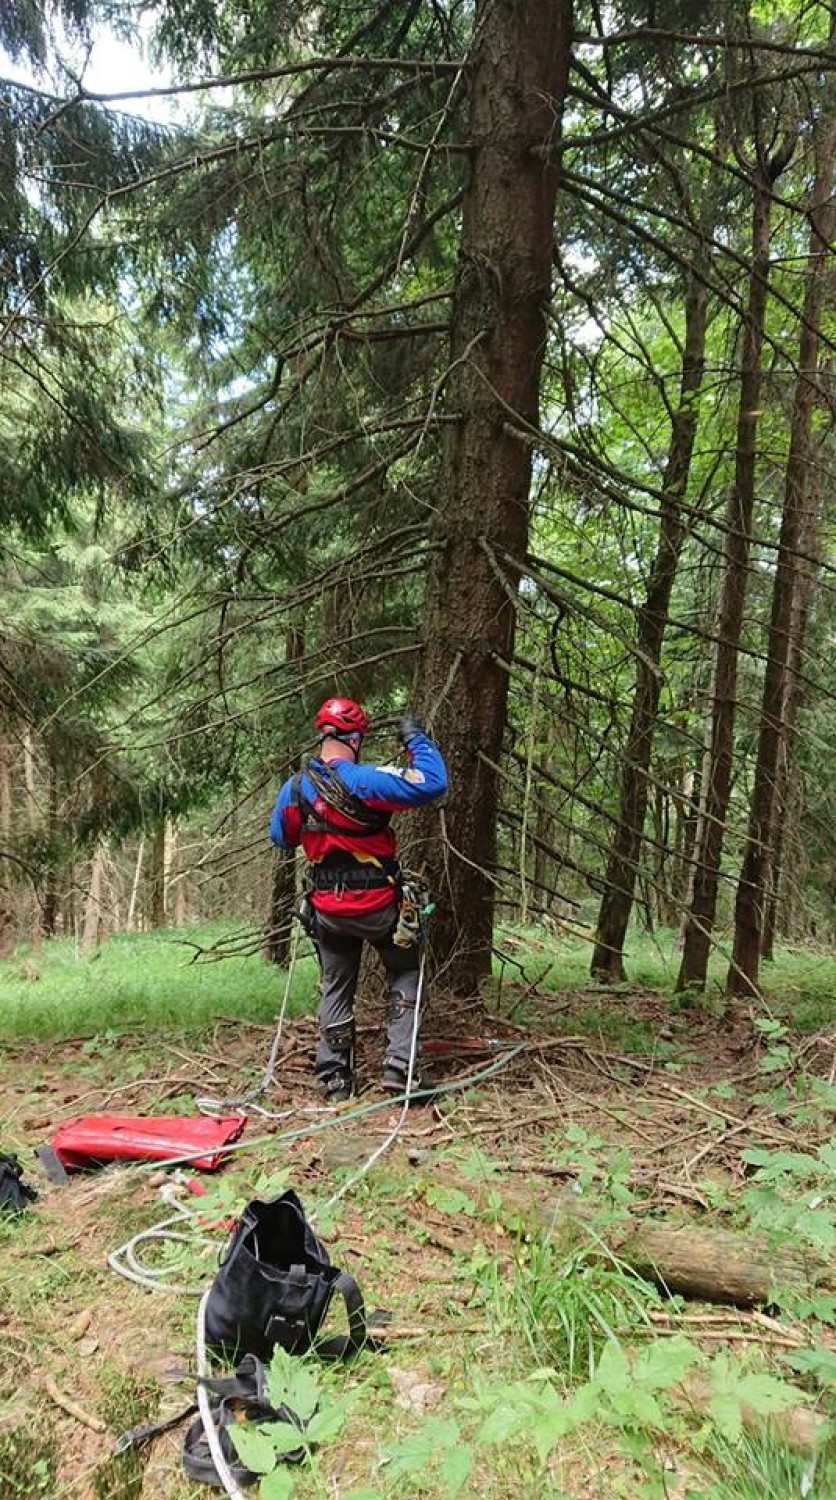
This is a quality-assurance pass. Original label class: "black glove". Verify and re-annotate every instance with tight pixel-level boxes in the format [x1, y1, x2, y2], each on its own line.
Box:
[398, 714, 426, 747]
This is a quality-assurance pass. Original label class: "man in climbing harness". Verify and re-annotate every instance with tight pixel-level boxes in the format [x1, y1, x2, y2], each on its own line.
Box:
[269, 698, 448, 1101]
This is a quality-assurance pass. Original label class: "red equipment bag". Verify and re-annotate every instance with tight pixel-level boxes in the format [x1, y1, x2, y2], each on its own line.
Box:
[51, 1113, 246, 1172]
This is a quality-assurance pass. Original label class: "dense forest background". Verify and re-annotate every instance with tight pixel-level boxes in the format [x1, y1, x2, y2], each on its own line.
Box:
[2, 0, 836, 1011]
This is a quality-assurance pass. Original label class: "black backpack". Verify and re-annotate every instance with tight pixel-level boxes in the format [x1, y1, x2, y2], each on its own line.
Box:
[0, 1152, 38, 1215]
[204, 1189, 368, 1362]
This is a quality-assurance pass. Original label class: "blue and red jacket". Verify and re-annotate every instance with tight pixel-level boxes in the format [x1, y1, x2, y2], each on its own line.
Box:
[269, 731, 448, 915]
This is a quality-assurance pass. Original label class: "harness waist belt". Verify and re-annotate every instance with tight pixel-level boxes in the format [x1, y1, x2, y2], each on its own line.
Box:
[311, 864, 397, 892]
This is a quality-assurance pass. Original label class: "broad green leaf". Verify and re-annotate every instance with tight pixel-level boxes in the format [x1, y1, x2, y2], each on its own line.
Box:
[228, 1425, 278, 1476]
[632, 1336, 701, 1391]
[306, 1396, 352, 1444]
[256, 1421, 308, 1457]
[267, 1352, 320, 1422]
[592, 1341, 631, 1391]
[425, 1184, 478, 1216]
[382, 1416, 460, 1477]
[260, 1469, 298, 1500]
[439, 1441, 473, 1495]
[783, 1347, 836, 1386]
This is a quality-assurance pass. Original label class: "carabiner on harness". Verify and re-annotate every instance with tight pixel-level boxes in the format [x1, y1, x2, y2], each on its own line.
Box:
[393, 877, 432, 948]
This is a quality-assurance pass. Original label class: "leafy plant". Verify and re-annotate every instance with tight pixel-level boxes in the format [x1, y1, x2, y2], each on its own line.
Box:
[754, 1017, 794, 1074]
[740, 1141, 836, 1257]
[227, 1348, 354, 1500]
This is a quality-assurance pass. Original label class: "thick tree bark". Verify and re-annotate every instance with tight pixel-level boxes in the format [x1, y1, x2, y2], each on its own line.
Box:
[591, 276, 708, 981]
[728, 118, 836, 996]
[415, 0, 573, 996]
[676, 159, 786, 992]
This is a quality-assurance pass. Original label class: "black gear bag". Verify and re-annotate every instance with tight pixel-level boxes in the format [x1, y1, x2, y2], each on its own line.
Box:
[204, 1189, 368, 1362]
[0, 1152, 38, 1215]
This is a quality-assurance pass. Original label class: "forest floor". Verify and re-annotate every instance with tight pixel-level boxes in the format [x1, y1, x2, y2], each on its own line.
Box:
[1, 928, 836, 1498]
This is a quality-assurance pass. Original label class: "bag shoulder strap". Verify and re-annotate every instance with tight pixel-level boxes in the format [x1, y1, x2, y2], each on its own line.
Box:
[316, 1267, 373, 1359]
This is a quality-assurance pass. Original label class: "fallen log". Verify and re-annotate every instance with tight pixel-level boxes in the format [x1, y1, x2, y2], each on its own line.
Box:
[611, 1220, 830, 1309]
[318, 1139, 831, 1311]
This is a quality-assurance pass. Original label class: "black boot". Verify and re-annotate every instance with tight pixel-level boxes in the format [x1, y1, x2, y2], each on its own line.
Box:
[322, 1068, 354, 1104]
[380, 1061, 422, 1096]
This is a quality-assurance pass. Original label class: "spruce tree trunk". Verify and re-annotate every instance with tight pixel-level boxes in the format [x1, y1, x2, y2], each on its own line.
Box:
[677, 160, 785, 993]
[265, 622, 305, 966]
[415, 0, 573, 997]
[82, 841, 105, 950]
[150, 820, 167, 928]
[41, 759, 59, 937]
[760, 567, 814, 959]
[591, 276, 708, 981]
[728, 116, 836, 996]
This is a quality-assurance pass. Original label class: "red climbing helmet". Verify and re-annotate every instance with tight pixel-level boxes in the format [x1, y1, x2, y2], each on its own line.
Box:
[315, 696, 370, 739]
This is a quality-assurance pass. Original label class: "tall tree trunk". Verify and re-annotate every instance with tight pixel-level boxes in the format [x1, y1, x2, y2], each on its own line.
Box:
[415, 0, 572, 996]
[728, 116, 836, 996]
[171, 823, 188, 927]
[760, 555, 815, 959]
[0, 740, 13, 955]
[41, 759, 59, 937]
[82, 841, 105, 951]
[676, 150, 789, 992]
[265, 621, 305, 965]
[150, 820, 167, 929]
[591, 276, 708, 980]
[127, 838, 145, 931]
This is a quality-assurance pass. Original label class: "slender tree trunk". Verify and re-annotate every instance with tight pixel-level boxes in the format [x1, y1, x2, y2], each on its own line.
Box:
[760, 561, 815, 958]
[728, 117, 836, 995]
[41, 759, 59, 937]
[0, 741, 13, 955]
[415, 0, 573, 996]
[677, 160, 785, 992]
[592, 277, 708, 980]
[150, 821, 167, 928]
[127, 838, 145, 930]
[23, 729, 38, 829]
[172, 824, 188, 927]
[265, 622, 305, 965]
[82, 842, 105, 951]
[0, 740, 11, 844]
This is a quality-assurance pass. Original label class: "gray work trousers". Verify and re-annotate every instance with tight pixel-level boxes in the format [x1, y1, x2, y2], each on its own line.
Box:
[314, 903, 420, 1079]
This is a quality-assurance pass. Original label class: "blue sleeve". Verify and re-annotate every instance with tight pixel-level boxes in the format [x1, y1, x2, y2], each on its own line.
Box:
[339, 732, 448, 809]
[269, 778, 298, 849]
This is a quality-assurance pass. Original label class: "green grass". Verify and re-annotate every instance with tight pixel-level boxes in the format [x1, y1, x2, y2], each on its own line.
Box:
[494, 922, 836, 1031]
[4, 918, 834, 1044]
[0, 922, 320, 1039]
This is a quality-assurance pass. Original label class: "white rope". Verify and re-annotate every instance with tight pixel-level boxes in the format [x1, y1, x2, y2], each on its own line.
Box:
[196, 1288, 249, 1500]
[314, 947, 426, 1220]
[196, 920, 303, 1117]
